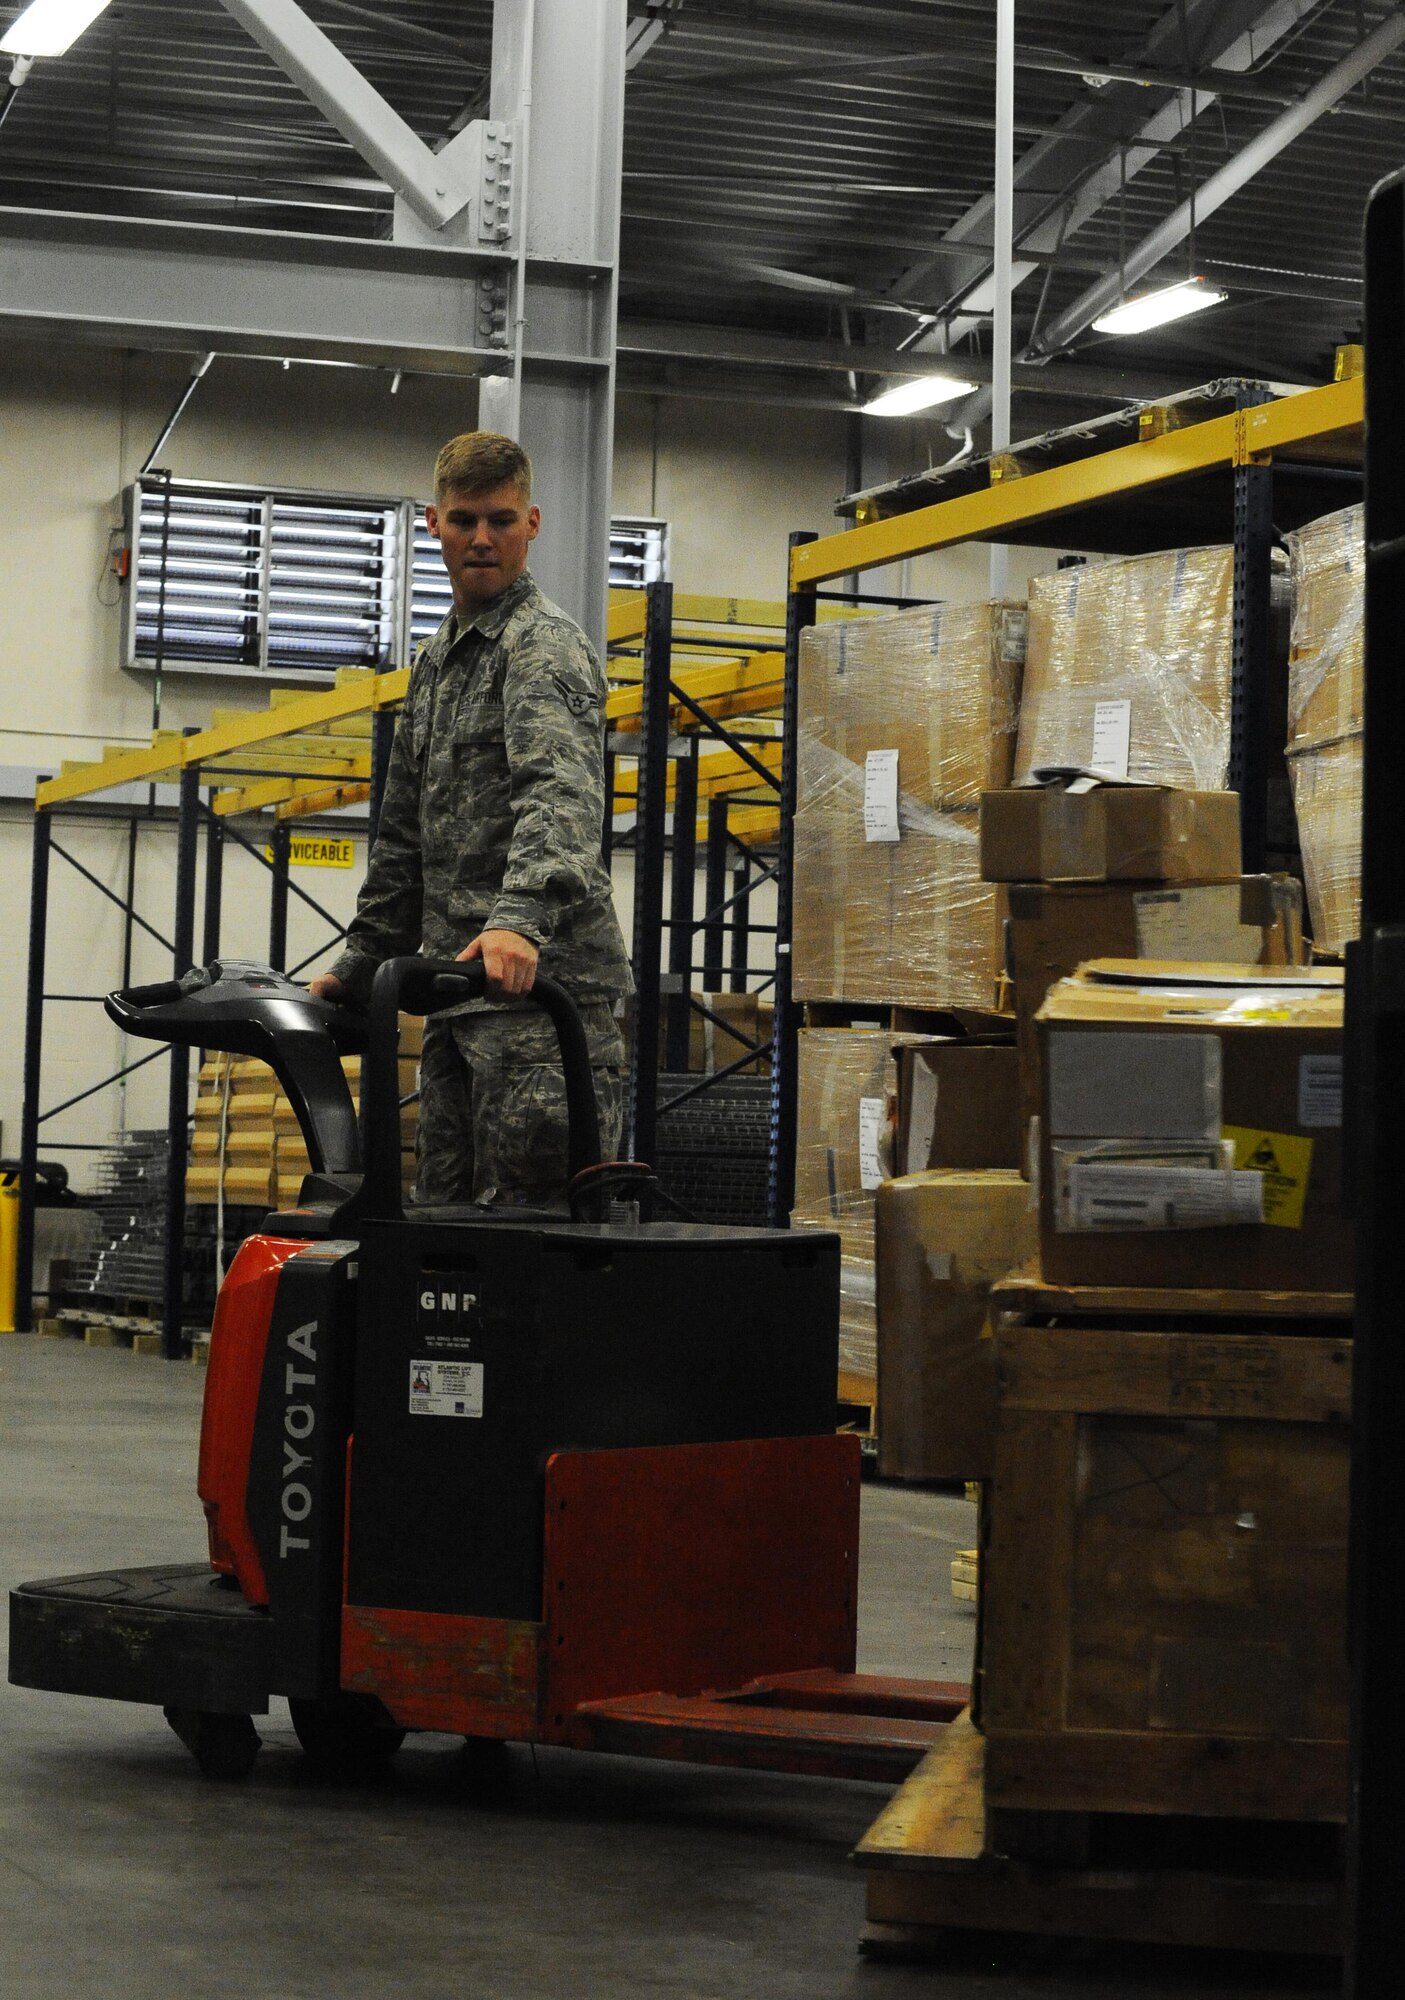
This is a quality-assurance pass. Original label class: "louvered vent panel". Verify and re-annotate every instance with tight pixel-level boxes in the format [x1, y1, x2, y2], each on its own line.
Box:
[265, 499, 400, 671]
[131, 484, 264, 670]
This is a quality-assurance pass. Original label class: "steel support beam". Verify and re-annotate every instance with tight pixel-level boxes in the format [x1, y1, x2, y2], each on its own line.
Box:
[768, 535, 816, 1229]
[219, 0, 477, 231]
[702, 797, 730, 993]
[665, 741, 699, 1071]
[0, 207, 511, 373]
[626, 582, 672, 1169]
[268, 821, 291, 973]
[15, 800, 51, 1334]
[162, 756, 201, 1360]
[202, 803, 224, 966]
[475, 0, 626, 654]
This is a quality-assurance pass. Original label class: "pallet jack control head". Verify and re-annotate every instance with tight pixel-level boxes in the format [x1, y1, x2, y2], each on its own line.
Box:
[106, 955, 604, 1225]
[107, 960, 368, 1179]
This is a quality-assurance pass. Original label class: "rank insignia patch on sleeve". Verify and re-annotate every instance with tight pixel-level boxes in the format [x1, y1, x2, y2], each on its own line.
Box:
[553, 675, 598, 718]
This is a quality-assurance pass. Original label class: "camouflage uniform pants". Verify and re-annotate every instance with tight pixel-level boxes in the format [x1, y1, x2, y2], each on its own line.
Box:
[415, 1001, 625, 1207]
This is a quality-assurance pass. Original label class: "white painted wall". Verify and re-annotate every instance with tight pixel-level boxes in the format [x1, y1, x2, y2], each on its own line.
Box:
[0, 341, 1051, 1184]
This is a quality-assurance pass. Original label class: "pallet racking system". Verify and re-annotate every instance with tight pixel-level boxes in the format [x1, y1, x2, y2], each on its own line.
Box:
[767, 372, 1366, 1226]
[14, 591, 802, 1350]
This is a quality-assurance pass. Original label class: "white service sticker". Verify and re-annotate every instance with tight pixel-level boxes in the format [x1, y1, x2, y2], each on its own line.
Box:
[858, 1096, 887, 1190]
[863, 748, 902, 842]
[409, 1358, 484, 1419]
[1090, 698, 1132, 779]
[1298, 1053, 1343, 1129]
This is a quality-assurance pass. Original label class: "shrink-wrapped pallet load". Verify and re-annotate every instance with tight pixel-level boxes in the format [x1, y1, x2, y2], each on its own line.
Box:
[1013, 546, 1234, 790]
[791, 601, 1024, 1007]
[1285, 505, 1363, 953]
[789, 1028, 895, 1391]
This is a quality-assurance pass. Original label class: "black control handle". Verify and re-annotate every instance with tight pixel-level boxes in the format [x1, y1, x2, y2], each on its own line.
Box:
[106, 960, 366, 1178]
[334, 955, 602, 1226]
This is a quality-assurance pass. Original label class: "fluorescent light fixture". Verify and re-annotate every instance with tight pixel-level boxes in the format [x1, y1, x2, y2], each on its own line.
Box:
[1092, 276, 1227, 337]
[863, 376, 977, 418]
[2, 0, 113, 58]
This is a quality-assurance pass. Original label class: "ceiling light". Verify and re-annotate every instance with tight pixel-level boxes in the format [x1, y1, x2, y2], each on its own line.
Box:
[862, 376, 978, 417]
[1092, 277, 1227, 337]
[1, 0, 114, 59]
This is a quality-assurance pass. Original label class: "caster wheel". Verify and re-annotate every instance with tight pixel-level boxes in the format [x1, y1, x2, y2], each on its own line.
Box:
[289, 1693, 406, 1779]
[163, 1706, 262, 1780]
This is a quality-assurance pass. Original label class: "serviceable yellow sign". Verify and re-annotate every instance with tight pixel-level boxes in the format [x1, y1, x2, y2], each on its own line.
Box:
[263, 837, 356, 869]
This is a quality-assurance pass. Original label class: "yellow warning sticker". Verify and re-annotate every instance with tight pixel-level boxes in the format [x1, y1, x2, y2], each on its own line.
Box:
[1223, 1125, 1314, 1229]
[262, 837, 355, 869]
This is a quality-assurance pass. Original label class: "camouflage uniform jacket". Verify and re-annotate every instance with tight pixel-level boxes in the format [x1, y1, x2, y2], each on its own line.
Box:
[330, 570, 631, 1013]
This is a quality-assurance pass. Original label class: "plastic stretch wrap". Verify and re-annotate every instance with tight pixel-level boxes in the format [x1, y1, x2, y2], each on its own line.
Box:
[793, 601, 1024, 1006]
[791, 1028, 895, 1384]
[1286, 506, 1363, 953]
[1014, 546, 1234, 789]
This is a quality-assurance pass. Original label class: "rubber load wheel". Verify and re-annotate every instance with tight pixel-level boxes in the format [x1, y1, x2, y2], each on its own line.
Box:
[163, 1706, 262, 1780]
[288, 1693, 406, 1778]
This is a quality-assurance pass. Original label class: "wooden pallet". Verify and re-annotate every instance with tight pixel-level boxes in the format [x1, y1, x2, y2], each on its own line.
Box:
[992, 1260, 1353, 1328]
[42, 1308, 163, 1354]
[855, 1711, 1341, 1958]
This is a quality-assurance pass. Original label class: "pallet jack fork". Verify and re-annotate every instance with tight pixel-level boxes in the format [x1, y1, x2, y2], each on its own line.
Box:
[9, 956, 966, 1783]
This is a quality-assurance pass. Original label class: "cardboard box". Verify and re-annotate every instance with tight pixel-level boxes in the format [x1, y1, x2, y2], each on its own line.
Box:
[980, 783, 1242, 885]
[894, 1035, 1020, 1173]
[875, 1169, 1037, 1481]
[1287, 505, 1362, 752]
[1285, 506, 1363, 952]
[1008, 875, 1304, 1133]
[792, 599, 1022, 1006]
[793, 1028, 894, 1211]
[1035, 961, 1350, 1291]
[1288, 733, 1361, 954]
[791, 1027, 898, 1390]
[1015, 545, 1234, 790]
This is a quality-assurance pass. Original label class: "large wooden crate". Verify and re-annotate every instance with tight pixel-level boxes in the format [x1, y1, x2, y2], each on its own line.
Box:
[979, 1273, 1352, 1825]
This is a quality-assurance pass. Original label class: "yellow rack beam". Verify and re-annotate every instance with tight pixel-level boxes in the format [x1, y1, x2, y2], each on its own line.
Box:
[789, 375, 1364, 589]
[38, 668, 409, 810]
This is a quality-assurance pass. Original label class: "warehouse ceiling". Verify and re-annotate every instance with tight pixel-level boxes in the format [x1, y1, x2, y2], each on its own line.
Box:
[0, 0, 1396, 440]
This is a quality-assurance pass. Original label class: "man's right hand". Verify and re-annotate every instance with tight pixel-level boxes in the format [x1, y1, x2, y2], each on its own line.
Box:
[310, 973, 347, 1002]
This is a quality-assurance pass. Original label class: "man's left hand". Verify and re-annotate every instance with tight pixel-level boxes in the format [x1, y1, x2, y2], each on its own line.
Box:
[459, 929, 539, 997]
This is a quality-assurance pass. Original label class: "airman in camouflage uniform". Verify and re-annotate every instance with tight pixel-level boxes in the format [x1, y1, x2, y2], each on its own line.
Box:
[313, 432, 631, 1207]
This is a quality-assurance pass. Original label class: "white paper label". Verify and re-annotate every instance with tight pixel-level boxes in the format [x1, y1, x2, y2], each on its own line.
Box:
[1133, 885, 1262, 963]
[858, 1096, 887, 1190]
[926, 1250, 954, 1282]
[1061, 1162, 1264, 1233]
[409, 1359, 484, 1418]
[863, 748, 901, 842]
[1090, 699, 1132, 779]
[1298, 1053, 1343, 1128]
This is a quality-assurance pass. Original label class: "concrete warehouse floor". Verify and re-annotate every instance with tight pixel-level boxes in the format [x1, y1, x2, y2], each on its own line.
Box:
[0, 1335, 1334, 2000]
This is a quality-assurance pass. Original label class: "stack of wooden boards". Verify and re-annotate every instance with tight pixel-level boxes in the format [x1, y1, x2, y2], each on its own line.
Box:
[187, 1014, 423, 1211]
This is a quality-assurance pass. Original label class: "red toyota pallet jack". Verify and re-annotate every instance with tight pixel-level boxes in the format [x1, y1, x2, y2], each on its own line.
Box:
[9, 958, 964, 1782]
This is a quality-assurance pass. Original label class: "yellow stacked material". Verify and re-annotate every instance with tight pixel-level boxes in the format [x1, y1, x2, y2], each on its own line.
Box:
[792, 601, 1024, 1007]
[1286, 505, 1363, 953]
[1014, 546, 1234, 789]
[790, 1028, 895, 1386]
[188, 1032, 421, 1208]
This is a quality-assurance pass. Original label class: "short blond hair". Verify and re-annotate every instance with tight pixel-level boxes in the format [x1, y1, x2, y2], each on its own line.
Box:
[433, 430, 533, 503]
